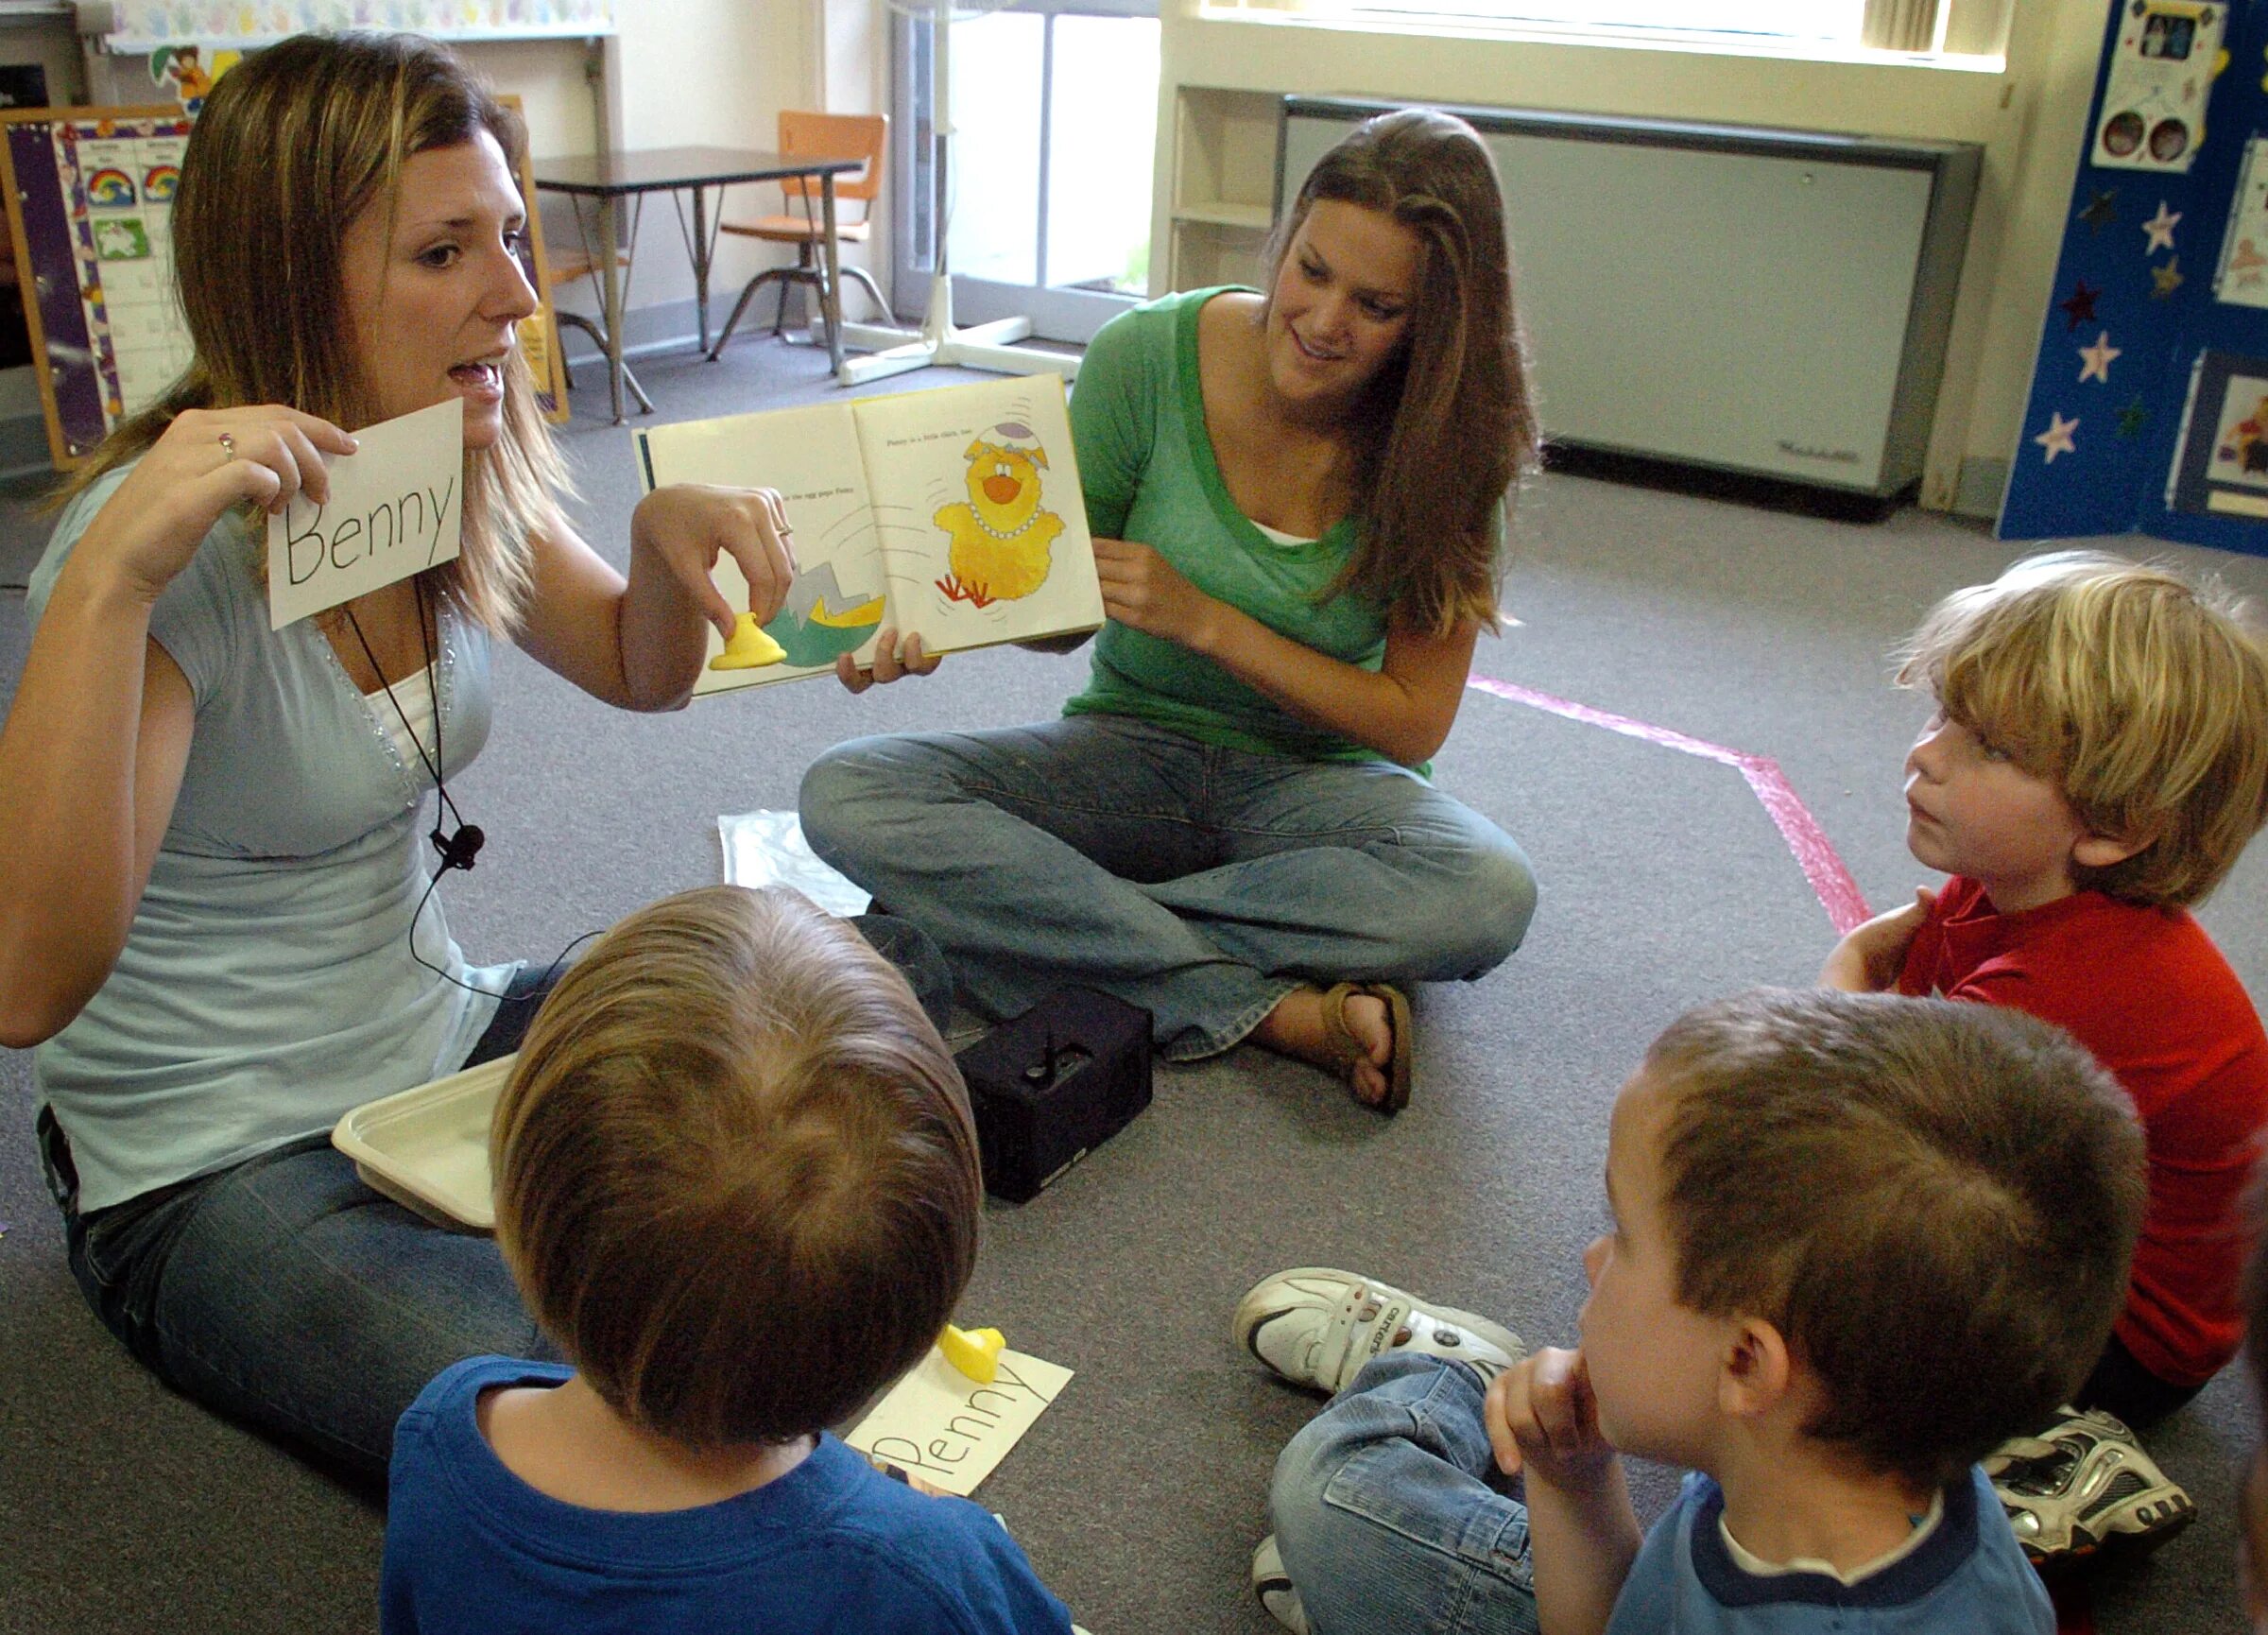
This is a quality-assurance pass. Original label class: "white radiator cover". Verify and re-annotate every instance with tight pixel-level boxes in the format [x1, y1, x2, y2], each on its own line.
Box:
[1280, 100, 1981, 498]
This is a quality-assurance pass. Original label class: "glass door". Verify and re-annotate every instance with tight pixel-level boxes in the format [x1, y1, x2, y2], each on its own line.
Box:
[892, 0, 1160, 346]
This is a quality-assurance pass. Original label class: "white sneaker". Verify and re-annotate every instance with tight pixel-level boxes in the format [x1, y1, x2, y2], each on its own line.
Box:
[1251, 1535, 1310, 1635]
[1984, 1406, 2197, 1562]
[1233, 1266, 1523, 1395]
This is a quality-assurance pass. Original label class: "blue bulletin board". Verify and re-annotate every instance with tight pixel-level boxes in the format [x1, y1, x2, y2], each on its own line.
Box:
[2001, 0, 2268, 553]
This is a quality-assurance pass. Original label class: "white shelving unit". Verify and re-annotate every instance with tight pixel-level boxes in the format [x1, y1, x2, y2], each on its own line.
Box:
[1160, 87, 1280, 292]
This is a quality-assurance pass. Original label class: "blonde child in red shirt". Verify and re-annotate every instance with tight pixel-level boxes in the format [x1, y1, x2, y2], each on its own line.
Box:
[1824, 550, 2268, 1563]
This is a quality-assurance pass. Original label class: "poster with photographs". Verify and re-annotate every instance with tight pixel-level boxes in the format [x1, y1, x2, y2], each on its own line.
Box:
[2214, 135, 2268, 306]
[2093, 1, 2225, 174]
[2167, 349, 2268, 517]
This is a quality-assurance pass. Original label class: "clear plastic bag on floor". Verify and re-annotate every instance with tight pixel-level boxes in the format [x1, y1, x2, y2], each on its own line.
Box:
[717, 808, 871, 918]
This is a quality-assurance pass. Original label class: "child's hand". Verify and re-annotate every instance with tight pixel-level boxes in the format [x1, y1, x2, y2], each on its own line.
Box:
[1485, 1347, 1616, 1492]
[1818, 886, 1936, 992]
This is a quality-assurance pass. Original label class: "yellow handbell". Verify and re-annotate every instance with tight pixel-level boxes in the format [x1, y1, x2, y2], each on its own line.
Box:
[711, 611, 787, 670]
[939, 1322, 1005, 1384]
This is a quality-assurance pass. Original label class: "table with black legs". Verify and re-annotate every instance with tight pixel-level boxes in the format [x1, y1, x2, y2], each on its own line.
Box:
[531, 146, 867, 424]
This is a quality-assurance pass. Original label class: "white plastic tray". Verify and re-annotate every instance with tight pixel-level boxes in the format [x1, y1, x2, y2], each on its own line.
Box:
[331, 1055, 515, 1232]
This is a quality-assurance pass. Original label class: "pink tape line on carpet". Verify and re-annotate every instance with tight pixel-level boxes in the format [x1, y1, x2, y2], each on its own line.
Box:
[1467, 677, 1873, 935]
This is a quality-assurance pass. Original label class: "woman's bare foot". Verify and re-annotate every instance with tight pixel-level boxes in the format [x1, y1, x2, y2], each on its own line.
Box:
[1254, 986, 1394, 1106]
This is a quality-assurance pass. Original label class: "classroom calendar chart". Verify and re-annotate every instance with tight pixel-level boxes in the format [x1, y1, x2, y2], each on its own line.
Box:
[61, 121, 193, 425]
[0, 108, 198, 464]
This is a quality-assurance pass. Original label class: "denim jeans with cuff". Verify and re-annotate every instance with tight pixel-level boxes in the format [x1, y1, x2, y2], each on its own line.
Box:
[800, 715, 1538, 1060]
[1270, 1352, 1542, 1635]
[38, 915, 952, 1486]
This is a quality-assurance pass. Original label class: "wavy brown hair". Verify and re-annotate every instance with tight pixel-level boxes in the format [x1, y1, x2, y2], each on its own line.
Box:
[1647, 990, 2143, 1491]
[58, 30, 570, 635]
[491, 886, 982, 1449]
[1262, 108, 1538, 635]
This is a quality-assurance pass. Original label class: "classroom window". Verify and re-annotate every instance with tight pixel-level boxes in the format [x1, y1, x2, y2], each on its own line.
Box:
[1328, 0, 1864, 37]
[895, 0, 1160, 344]
[1201, 0, 2009, 59]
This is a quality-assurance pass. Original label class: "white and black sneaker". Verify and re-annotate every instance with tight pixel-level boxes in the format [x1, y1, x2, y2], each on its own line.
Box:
[1251, 1535, 1311, 1634]
[1233, 1266, 1523, 1396]
[1984, 1406, 2197, 1563]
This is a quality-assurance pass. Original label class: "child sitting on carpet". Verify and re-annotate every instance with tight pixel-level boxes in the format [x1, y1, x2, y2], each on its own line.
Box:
[1235, 989, 2142, 1635]
[378, 886, 1071, 1635]
[1822, 550, 2268, 1559]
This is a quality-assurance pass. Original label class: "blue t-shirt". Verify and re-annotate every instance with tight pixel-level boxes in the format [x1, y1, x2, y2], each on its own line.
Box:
[382, 1358, 1074, 1635]
[1606, 1468, 2052, 1634]
[26, 468, 512, 1209]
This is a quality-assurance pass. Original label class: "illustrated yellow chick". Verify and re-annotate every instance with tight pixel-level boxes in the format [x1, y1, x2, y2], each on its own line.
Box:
[933, 422, 1065, 609]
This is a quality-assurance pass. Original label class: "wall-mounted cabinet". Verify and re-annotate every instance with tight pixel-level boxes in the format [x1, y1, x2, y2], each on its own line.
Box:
[1160, 87, 1280, 292]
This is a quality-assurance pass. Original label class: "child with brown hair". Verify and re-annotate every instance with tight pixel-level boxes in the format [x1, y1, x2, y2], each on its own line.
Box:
[378, 886, 1070, 1635]
[1236, 990, 2144, 1635]
[1823, 549, 2268, 1558]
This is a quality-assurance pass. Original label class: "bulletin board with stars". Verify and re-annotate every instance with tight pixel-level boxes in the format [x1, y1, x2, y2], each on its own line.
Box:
[2001, 0, 2268, 551]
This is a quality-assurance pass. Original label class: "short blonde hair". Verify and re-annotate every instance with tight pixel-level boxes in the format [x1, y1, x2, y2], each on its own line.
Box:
[1898, 549, 2268, 906]
[491, 886, 981, 1449]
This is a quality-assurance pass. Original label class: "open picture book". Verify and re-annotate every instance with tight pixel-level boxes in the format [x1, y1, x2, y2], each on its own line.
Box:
[636, 375, 1105, 694]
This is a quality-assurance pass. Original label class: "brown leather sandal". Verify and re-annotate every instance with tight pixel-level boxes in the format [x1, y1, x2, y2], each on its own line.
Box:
[1318, 981, 1413, 1113]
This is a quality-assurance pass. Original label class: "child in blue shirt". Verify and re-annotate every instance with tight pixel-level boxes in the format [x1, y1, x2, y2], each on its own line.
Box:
[1236, 990, 2144, 1634]
[380, 886, 1071, 1635]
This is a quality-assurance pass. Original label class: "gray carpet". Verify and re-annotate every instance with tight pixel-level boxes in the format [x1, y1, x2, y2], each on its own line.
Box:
[3, 335, 2265, 1634]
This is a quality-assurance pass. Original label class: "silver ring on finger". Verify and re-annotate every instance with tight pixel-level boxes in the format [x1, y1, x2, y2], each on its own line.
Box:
[217, 431, 236, 461]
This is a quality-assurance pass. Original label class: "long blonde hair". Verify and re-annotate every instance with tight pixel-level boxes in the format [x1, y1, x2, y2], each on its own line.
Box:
[1262, 109, 1538, 634]
[58, 31, 570, 635]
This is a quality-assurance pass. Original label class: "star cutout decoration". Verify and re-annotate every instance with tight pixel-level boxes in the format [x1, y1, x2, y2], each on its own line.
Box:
[2035, 411, 2080, 464]
[2152, 257, 2185, 299]
[2078, 330, 2122, 383]
[2078, 188, 2119, 232]
[2116, 397, 2148, 439]
[2142, 201, 2182, 252]
[2059, 279, 2101, 330]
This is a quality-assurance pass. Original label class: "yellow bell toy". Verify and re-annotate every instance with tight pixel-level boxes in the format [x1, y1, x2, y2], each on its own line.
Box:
[938, 1323, 1006, 1384]
[710, 611, 787, 670]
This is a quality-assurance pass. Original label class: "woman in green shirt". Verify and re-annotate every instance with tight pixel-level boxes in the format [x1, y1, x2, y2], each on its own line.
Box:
[802, 110, 1537, 1110]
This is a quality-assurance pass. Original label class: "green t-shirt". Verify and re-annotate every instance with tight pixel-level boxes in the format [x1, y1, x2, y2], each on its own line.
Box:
[1063, 286, 1397, 765]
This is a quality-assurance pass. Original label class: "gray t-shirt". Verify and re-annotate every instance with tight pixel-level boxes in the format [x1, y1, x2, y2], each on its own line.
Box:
[26, 466, 511, 1211]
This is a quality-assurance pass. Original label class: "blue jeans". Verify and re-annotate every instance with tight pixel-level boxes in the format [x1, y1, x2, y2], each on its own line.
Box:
[1271, 1353, 1541, 1635]
[37, 916, 952, 1487]
[799, 715, 1538, 1060]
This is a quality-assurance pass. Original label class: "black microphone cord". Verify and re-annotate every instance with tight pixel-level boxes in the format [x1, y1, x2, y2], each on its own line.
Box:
[342, 579, 595, 1002]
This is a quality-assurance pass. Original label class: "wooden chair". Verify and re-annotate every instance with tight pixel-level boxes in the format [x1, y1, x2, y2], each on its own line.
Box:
[546, 243, 655, 413]
[709, 111, 889, 361]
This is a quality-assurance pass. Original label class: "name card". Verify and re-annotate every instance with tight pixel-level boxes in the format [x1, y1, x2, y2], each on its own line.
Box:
[266, 399, 463, 629]
[845, 1344, 1073, 1497]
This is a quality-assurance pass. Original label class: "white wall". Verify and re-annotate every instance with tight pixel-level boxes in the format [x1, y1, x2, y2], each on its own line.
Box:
[19, 1, 2103, 490]
[567, 0, 2109, 503]
[471, 5, 821, 325]
[1149, 0, 2113, 512]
